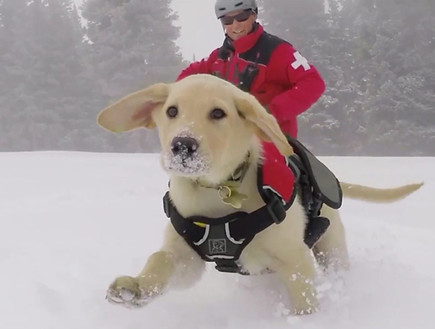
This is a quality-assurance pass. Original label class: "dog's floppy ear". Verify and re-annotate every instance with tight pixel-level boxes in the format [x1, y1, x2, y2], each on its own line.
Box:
[235, 93, 294, 157]
[97, 83, 169, 133]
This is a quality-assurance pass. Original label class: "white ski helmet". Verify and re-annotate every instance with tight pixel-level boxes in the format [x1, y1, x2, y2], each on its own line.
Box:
[214, 0, 258, 19]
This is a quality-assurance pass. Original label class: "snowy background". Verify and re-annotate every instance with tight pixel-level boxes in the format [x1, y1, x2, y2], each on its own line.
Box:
[74, 0, 222, 60]
[1, 152, 433, 329]
[2, 0, 433, 154]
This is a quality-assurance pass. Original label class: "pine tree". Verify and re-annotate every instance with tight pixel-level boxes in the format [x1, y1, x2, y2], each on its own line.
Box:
[82, 0, 183, 97]
[0, 0, 29, 150]
[348, 0, 435, 155]
[259, 0, 326, 56]
[82, 0, 184, 152]
[259, 0, 347, 154]
[258, 0, 435, 155]
[0, 0, 114, 151]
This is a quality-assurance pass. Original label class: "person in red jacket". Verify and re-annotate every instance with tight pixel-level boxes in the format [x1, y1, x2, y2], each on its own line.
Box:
[177, 0, 325, 138]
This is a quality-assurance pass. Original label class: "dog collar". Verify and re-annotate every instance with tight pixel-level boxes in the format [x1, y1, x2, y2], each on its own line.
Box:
[195, 152, 251, 209]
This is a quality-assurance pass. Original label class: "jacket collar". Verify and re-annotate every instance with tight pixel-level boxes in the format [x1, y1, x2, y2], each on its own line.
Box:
[227, 23, 263, 54]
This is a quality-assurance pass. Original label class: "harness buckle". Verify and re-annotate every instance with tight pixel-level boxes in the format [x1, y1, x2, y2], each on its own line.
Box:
[215, 263, 240, 273]
[264, 190, 286, 224]
[214, 260, 249, 274]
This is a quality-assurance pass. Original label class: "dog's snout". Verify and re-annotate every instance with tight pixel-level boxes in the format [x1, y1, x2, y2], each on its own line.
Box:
[171, 137, 199, 158]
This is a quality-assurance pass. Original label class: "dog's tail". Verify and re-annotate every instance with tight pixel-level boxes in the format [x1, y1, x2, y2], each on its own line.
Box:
[340, 182, 423, 203]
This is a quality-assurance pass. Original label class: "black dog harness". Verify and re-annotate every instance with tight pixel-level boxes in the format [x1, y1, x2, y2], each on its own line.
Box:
[164, 188, 289, 274]
[163, 138, 342, 274]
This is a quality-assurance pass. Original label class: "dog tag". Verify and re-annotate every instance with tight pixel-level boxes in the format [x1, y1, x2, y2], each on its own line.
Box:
[219, 186, 247, 209]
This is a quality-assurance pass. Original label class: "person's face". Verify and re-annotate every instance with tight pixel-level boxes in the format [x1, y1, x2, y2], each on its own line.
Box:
[220, 9, 257, 41]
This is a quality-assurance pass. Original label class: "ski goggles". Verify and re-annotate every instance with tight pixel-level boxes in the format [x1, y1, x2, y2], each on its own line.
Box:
[220, 10, 254, 25]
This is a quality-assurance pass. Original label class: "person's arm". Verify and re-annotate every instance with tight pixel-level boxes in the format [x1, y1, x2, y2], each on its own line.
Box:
[176, 50, 220, 81]
[267, 44, 325, 121]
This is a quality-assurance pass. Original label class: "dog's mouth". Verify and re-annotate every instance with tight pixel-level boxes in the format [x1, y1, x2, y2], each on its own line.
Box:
[162, 152, 210, 176]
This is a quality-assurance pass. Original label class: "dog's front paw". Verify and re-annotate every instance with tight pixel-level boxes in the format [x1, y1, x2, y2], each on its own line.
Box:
[106, 276, 157, 308]
[291, 292, 319, 315]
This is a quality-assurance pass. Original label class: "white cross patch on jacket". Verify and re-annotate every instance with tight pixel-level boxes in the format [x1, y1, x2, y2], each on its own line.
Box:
[291, 51, 311, 71]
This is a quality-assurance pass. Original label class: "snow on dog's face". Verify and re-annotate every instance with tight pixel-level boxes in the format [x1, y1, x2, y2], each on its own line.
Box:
[97, 74, 293, 184]
[153, 77, 258, 182]
[160, 128, 209, 177]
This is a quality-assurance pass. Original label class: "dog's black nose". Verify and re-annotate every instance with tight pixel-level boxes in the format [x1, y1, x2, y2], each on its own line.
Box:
[171, 137, 199, 158]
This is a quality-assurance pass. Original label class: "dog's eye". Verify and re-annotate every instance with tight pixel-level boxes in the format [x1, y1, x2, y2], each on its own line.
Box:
[210, 108, 227, 120]
[166, 106, 178, 118]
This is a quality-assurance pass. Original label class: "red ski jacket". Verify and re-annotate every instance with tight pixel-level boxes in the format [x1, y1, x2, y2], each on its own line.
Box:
[177, 24, 325, 137]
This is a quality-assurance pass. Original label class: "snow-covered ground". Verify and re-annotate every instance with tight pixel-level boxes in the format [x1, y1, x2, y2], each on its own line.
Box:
[1, 152, 433, 329]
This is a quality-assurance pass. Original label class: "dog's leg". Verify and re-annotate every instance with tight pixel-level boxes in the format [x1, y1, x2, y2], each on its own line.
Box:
[258, 203, 319, 315]
[106, 250, 175, 307]
[313, 206, 350, 271]
[276, 246, 318, 315]
[274, 245, 318, 315]
[106, 224, 204, 307]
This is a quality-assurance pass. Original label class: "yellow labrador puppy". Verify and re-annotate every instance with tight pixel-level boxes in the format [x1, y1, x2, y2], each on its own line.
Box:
[98, 74, 422, 315]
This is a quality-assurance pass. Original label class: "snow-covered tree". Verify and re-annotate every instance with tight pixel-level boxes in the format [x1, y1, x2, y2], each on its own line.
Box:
[0, 0, 95, 151]
[260, 0, 435, 155]
[82, 0, 184, 99]
[81, 0, 185, 152]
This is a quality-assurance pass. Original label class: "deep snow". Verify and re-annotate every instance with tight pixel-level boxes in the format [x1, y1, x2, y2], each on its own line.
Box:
[1, 152, 433, 329]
